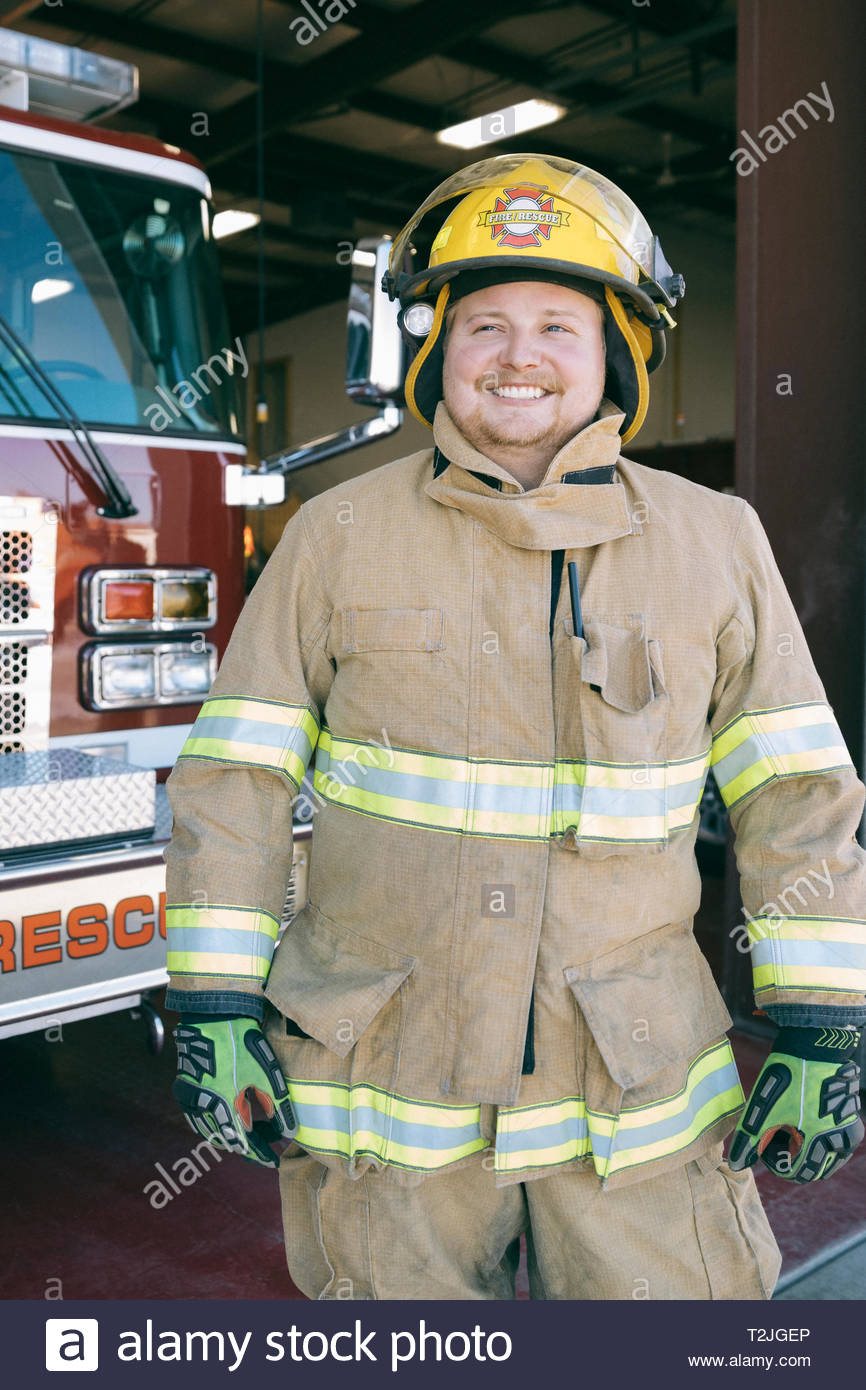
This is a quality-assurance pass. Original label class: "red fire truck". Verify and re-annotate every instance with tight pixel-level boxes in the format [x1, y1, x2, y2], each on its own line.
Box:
[0, 30, 403, 1048]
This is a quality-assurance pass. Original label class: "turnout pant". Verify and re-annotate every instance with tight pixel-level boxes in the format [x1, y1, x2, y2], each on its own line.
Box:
[277, 1141, 782, 1300]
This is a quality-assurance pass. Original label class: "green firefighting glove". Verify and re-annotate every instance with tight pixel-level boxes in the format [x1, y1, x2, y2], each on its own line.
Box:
[172, 1016, 297, 1168]
[728, 1026, 863, 1183]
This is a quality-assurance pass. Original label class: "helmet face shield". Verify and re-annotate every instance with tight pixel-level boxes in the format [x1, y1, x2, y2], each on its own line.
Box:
[386, 153, 679, 316]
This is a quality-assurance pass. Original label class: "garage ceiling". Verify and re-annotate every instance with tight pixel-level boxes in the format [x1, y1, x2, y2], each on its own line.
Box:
[5, 0, 737, 333]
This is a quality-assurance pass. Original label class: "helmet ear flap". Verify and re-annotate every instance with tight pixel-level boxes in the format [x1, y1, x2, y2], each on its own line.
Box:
[627, 315, 667, 373]
[602, 285, 649, 445]
[404, 284, 451, 429]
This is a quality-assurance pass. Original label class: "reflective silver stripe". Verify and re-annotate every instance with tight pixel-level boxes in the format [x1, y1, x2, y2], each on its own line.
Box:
[751, 940, 866, 972]
[494, 1043, 742, 1178]
[179, 695, 320, 790]
[712, 703, 853, 807]
[287, 1081, 487, 1170]
[747, 915, 866, 995]
[315, 729, 554, 838]
[315, 728, 710, 844]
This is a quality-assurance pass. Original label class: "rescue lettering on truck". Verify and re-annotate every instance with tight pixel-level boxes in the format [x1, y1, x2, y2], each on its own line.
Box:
[0, 893, 167, 972]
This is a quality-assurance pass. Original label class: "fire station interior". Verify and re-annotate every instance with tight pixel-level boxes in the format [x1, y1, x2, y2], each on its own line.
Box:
[2, 0, 864, 1302]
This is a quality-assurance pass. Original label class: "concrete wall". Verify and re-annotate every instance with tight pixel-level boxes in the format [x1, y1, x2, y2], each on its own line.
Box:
[244, 219, 734, 528]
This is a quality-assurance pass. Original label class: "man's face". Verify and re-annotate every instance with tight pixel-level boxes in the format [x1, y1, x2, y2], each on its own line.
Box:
[441, 280, 607, 476]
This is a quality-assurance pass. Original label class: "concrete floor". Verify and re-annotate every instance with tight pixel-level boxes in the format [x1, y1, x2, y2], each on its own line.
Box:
[774, 1236, 866, 1300]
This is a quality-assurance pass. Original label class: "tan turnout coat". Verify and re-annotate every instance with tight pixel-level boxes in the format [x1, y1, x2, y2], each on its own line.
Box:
[164, 400, 866, 1191]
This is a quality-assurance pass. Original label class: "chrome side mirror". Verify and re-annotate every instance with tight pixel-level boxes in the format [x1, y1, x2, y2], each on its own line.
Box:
[346, 236, 404, 407]
[260, 235, 405, 477]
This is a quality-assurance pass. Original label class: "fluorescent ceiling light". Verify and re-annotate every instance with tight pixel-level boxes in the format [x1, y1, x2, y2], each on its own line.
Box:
[437, 99, 567, 151]
[31, 278, 74, 303]
[212, 209, 261, 240]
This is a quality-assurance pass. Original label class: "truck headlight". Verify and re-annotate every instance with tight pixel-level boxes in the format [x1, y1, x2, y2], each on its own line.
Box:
[81, 640, 217, 710]
[100, 651, 156, 700]
[159, 648, 213, 697]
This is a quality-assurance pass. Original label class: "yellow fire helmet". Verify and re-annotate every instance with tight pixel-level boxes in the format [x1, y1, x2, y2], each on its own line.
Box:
[382, 153, 685, 444]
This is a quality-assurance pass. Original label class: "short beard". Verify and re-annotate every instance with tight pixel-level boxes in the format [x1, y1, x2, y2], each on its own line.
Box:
[458, 406, 565, 455]
[449, 388, 604, 460]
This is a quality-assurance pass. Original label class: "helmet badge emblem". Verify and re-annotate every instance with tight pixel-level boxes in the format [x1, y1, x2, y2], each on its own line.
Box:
[478, 184, 571, 248]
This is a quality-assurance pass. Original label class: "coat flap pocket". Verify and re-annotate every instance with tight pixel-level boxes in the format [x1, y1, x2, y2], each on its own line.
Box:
[339, 606, 444, 653]
[582, 616, 654, 712]
[264, 902, 417, 1058]
[564, 919, 733, 1090]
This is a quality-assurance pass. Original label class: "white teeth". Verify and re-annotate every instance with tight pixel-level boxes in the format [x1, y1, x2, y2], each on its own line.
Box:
[492, 385, 548, 399]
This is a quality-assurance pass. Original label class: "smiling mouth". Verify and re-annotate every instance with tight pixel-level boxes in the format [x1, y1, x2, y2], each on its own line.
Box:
[488, 384, 553, 401]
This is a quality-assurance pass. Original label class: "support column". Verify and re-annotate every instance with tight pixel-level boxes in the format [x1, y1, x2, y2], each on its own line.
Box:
[723, 0, 866, 1024]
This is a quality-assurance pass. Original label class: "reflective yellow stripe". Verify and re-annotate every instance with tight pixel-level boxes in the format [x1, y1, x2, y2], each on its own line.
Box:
[494, 1096, 592, 1171]
[315, 728, 709, 845]
[290, 1046, 742, 1179]
[178, 694, 320, 791]
[166, 950, 273, 978]
[495, 1042, 742, 1179]
[599, 1043, 742, 1179]
[748, 915, 866, 995]
[287, 1080, 487, 1171]
[165, 903, 280, 982]
[712, 702, 852, 808]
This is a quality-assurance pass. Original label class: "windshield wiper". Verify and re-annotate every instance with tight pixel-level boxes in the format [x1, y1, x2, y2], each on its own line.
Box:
[0, 311, 137, 519]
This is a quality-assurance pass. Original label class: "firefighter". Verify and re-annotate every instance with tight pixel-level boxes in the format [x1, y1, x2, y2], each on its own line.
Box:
[164, 155, 866, 1300]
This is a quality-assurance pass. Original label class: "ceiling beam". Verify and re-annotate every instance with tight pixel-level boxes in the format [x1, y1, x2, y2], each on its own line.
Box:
[351, 86, 734, 181]
[152, 0, 556, 167]
[11, 0, 359, 92]
[133, 92, 732, 231]
[236, 129, 733, 225]
[458, 37, 733, 149]
[21, 0, 733, 172]
[576, 0, 736, 65]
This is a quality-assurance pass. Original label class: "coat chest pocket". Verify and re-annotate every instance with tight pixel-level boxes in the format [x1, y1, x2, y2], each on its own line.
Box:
[556, 613, 670, 856]
[335, 606, 445, 654]
[326, 607, 447, 732]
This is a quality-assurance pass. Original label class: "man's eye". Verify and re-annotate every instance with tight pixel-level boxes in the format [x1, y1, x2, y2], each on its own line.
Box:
[544, 324, 569, 333]
[473, 323, 501, 333]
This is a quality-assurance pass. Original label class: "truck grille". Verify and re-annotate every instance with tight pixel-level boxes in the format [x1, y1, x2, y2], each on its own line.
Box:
[0, 644, 25, 733]
[0, 580, 29, 625]
[0, 639, 27, 752]
[0, 529, 32, 572]
[0, 500, 56, 754]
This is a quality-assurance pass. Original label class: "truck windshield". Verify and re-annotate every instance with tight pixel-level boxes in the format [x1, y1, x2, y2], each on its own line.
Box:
[0, 148, 242, 438]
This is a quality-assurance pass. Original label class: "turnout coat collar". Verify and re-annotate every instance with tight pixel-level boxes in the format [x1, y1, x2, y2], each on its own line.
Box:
[425, 400, 639, 550]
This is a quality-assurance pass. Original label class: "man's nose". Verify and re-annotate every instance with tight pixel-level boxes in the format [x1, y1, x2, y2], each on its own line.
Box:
[497, 330, 541, 371]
